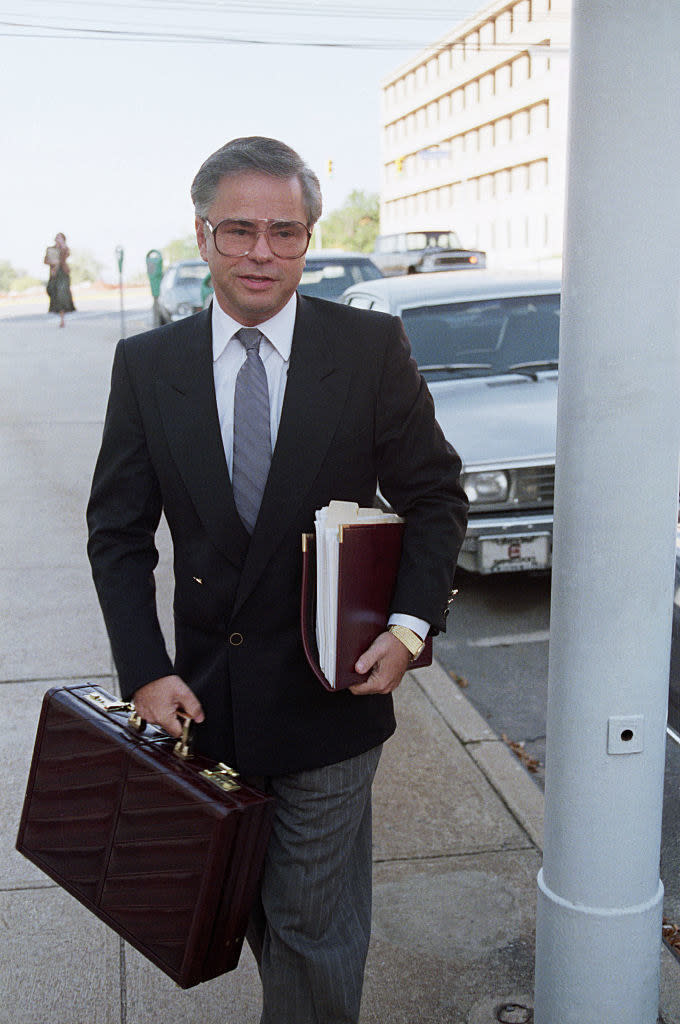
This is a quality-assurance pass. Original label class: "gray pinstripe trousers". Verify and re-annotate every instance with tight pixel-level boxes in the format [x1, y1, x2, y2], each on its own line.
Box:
[246, 744, 383, 1024]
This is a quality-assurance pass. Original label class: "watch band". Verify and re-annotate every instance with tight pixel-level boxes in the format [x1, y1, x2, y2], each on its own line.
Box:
[388, 624, 426, 661]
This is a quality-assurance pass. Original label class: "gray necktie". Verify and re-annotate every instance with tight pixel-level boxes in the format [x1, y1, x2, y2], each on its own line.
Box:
[232, 328, 271, 533]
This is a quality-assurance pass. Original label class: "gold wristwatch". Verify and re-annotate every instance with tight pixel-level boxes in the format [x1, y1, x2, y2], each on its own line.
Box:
[388, 624, 426, 661]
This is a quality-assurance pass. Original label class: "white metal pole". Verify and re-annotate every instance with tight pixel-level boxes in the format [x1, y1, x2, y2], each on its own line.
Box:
[534, 3, 680, 1022]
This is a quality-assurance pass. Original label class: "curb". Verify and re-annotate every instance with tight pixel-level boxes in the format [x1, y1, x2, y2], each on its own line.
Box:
[413, 659, 544, 849]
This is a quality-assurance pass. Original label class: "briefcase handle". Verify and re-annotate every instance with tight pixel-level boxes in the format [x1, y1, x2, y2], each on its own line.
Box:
[83, 691, 194, 760]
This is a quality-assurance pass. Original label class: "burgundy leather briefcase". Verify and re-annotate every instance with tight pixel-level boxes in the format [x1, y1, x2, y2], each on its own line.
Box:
[16, 684, 275, 989]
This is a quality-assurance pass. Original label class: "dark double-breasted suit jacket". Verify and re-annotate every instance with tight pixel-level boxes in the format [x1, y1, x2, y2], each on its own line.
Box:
[87, 294, 468, 776]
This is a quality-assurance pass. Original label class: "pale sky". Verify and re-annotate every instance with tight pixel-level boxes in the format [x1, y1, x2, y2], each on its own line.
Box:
[1, 0, 478, 281]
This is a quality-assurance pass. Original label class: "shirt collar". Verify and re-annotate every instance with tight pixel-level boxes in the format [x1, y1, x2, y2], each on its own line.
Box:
[212, 293, 297, 363]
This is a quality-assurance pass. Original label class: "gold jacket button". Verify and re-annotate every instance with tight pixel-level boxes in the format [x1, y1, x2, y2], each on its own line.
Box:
[229, 632, 244, 647]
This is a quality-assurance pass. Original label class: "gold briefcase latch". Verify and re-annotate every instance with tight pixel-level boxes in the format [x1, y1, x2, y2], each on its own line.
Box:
[84, 691, 135, 714]
[200, 763, 241, 793]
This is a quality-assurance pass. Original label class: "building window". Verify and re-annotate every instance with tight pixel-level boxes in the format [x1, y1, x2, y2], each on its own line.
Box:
[479, 123, 494, 150]
[530, 101, 549, 133]
[480, 174, 495, 199]
[497, 9, 513, 39]
[465, 80, 479, 106]
[530, 159, 549, 188]
[467, 30, 480, 55]
[512, 109, 530, 138]
[511, 164, 529, 191]
[496, 117, 511, 145]
[496, 63, 512, 92]
[514, 0, 531, 27]
[453, 88, 465, 114]
[496, 169, 510, 197]
[513, 54, 531, 84]
[480, 19, 495, 48]
[480, 71, 495, 99]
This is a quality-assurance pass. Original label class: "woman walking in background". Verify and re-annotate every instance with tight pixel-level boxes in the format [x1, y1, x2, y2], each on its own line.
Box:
[45, 232, 75, 327]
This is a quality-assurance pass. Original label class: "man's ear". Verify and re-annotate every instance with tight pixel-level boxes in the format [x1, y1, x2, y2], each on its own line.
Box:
[195, 216, 209, 261]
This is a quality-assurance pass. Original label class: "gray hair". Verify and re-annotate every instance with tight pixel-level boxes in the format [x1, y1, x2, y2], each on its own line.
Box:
[191, 136, 322, 227]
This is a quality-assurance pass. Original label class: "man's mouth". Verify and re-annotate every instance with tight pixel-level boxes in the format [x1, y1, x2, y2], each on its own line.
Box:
[240, 274, 276, 289]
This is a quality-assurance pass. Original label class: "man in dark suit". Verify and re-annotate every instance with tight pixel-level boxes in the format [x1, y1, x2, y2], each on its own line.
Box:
[87, 136, 468, 1023]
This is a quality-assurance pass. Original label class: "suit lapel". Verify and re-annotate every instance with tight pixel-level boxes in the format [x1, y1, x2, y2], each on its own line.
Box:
[232, 296, 351, 615]
[155, 309, 250, 568]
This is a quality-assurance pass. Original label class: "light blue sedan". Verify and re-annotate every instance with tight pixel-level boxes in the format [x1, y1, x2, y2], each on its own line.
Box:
[341, 269, 560, 574]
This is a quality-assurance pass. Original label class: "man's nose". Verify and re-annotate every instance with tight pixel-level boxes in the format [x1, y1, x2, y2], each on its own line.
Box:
[249, 229, 274, 260]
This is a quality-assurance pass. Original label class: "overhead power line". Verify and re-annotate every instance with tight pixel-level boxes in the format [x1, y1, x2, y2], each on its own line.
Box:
[0, 0, 569, 51]
[5, 0, 493, 21]
[0, 17, 565, 54]
[0, 20, 444, 47]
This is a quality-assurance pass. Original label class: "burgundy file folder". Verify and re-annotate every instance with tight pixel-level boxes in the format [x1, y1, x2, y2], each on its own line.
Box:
[301, 521, 432, 691]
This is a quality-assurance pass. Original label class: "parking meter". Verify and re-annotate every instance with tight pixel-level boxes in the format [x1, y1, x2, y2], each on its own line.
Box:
[146, 250, 164, 327]
[115, 245, 125, 337]
[201, 272, 213, 306]
[145, 249, 163, 298]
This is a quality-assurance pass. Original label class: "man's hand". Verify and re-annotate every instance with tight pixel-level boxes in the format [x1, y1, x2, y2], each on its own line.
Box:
[132, 674, 205, 738]
[350, 630, 413, 695]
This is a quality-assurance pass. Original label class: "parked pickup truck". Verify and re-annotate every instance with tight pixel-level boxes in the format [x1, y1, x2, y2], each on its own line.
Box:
[372, 230, 486, 276]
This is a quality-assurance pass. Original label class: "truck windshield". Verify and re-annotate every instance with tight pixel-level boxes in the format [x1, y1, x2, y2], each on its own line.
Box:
[405, 231, 463, 251]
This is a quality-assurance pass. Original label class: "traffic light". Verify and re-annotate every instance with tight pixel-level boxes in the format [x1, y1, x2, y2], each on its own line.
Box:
[327, 159, 333, 176]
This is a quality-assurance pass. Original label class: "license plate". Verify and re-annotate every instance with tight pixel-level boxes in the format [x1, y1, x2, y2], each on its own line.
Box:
[480, 534, 551, 573]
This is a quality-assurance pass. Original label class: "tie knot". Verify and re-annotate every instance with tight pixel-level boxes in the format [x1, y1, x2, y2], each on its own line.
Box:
[236, 327, 263, 353]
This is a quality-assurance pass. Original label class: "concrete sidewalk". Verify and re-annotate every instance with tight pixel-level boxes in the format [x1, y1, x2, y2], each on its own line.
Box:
[4, 658, 679, 1024]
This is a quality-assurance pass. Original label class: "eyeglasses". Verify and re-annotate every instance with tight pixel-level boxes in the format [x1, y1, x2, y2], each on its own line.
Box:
[202, 217, 311, 260]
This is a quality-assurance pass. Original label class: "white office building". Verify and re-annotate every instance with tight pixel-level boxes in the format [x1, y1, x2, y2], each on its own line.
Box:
[380, 0, 571, 266]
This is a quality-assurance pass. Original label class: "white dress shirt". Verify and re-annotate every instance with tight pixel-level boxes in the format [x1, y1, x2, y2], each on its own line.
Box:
[211, 294, 429, 642]
[212, 293, 296, 477]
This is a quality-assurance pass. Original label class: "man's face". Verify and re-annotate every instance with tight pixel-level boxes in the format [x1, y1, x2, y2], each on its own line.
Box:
[196, 171, 308, 326]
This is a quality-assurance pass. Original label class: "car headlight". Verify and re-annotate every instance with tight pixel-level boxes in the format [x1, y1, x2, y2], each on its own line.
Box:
[462, 470, 509, 504]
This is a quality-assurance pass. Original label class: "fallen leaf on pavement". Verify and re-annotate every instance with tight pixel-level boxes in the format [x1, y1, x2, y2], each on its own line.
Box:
[502, 733, 541, 774]
[449, 671, 469, 688]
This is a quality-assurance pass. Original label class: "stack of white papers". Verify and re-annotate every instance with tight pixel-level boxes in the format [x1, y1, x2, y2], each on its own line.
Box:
[315, 501, 402, 687]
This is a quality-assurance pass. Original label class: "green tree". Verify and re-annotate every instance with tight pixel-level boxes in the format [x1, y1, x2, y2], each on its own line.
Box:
[12, 273, 42, 291]
[162, 235, 200, 265]
[0, 260, 41, 292]
[69, 249, 104, 285]
[318, 190, 380, 253]
[0, 259, 18, 291]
